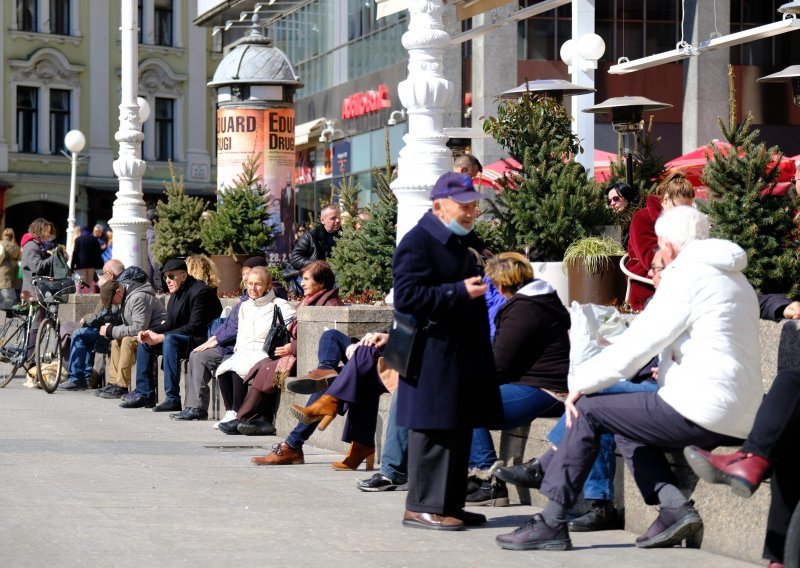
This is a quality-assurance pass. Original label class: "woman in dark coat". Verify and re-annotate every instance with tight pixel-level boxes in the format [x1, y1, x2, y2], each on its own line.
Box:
[20, 218, 55, 295]
[392, 172, 502, 530]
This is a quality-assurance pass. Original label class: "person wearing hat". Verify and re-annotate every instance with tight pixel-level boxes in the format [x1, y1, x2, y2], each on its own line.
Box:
[94, 270, 167, 399]
[392, 171, 502, 531]
[120, 258, 221, 411]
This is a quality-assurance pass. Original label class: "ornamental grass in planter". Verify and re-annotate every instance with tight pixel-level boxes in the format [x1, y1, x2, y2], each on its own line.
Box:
[563, 236, 626, 306]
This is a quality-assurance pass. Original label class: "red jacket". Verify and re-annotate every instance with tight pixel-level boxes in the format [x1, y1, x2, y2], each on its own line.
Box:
[627, 195, 662, 310]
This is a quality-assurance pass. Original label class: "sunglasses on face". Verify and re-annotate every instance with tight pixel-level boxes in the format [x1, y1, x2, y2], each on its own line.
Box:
[165, 272, 185, 281]
[609, 195, 623, 203]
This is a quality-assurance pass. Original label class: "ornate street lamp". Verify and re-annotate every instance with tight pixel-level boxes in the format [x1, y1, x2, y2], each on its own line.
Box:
[63, 129, 86, 262]
[583, 96, 672, 185]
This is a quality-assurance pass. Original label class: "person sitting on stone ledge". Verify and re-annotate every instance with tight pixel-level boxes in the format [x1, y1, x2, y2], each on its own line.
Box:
[120, 258, 221, 411]
[495, 206, 763, 552]
[171, 257, 269, 422]
[61, 259, 126, 391]
[219, 260, 339, 436]
[94, 270, 167, 399]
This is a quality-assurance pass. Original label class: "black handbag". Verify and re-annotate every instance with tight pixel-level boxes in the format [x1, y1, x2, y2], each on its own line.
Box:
[383, 310, 430, 382]
[263, 307, 291, 360]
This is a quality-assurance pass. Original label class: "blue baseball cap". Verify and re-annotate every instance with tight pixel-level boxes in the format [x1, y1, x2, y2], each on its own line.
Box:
[430, 172, 483, 203]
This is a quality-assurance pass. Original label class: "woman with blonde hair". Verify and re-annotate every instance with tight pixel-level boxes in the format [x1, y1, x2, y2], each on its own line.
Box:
[626, 172, 695, 310]
[0, 228, 21, 308]
[465, 252, 571, 506]
[185, 254, 218, 289]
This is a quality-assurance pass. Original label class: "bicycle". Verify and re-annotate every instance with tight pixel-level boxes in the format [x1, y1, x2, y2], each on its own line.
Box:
[0, 276, 75, 393]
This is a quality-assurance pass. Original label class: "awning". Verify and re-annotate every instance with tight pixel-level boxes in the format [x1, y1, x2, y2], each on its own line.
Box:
[295, 117, 327, 148]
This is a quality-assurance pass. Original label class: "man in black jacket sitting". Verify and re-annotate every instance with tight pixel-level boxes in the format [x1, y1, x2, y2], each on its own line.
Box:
[284, 205, 341, 293]
[120, 258, 221, 411]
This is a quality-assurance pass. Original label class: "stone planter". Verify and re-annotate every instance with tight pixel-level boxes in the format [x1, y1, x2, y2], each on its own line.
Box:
[210, 254, 261, 297]
[566, 256, 627, 306]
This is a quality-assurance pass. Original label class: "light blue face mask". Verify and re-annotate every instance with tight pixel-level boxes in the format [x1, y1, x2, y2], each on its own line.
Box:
[446, 218, 471, 236]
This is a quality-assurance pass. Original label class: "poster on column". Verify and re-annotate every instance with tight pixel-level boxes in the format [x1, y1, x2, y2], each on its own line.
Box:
[216, 106, 296, 260]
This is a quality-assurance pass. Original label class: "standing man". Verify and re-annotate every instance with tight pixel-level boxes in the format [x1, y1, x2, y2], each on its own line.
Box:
[393, 172, 502, 531]
[120, 258, 221, 411]
[284, 205, 341, 294]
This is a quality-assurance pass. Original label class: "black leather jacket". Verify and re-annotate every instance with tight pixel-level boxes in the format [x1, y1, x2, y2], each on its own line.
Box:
[288, 224, 340, 272]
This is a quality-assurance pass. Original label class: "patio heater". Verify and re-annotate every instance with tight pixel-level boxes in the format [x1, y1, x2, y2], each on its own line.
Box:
[583, 96, 672, 186]
[757, 65, 800, 106]
[497, 79, 595, 104]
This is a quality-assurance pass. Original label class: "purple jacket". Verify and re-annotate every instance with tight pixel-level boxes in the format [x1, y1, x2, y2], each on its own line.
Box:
[215, 293, 247, 355]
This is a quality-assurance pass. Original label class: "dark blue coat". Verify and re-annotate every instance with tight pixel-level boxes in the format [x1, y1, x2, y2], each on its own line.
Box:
[392, 211, 501, 430]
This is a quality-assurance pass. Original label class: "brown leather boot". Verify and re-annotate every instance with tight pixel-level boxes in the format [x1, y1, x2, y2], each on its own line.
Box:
[290, 394, 339, 431]
[251, 442, 304, 465]
[332, 441, 375, 471]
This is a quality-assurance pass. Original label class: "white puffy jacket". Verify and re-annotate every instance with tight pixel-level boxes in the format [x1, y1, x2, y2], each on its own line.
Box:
[571, 238, 762, 439]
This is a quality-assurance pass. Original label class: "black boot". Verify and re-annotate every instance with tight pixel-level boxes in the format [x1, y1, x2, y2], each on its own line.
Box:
[494, 457, 544, 489]
[466, 477, 509, 507]
[568, 500, 622, 532]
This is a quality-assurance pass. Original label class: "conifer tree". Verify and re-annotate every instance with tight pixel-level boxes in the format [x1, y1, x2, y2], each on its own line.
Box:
[698, 66, 800, 295]
[200, 154, 276, 255]
[328, 132, 397, 297]
[152, 162, 206, 265]
[483, 93, 611, 260]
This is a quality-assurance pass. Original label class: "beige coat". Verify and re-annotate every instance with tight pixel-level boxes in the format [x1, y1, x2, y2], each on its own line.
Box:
[0, 238, 21, 289]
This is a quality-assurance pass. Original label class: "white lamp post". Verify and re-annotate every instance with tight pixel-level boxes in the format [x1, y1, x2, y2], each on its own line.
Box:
[64, 129, 86, 262]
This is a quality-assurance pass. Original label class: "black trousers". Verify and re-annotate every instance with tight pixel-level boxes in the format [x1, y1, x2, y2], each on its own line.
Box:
[539, 391, 742, 508]
[742, 369, 800, 563]
[406, 428, 472, 515]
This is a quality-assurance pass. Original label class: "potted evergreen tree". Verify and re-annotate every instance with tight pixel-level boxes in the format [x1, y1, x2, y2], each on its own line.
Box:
[152, 163, 207, 266]
[200, 154, 276, 296]
[698, 66, 800, 296]
[482, 93, 612, 302]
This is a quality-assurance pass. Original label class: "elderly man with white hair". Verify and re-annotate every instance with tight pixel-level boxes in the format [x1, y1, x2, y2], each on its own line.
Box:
[496, 206, 764, 552]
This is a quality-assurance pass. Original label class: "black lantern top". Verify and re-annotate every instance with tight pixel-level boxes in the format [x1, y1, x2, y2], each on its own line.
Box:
[583, 96, 672, 133]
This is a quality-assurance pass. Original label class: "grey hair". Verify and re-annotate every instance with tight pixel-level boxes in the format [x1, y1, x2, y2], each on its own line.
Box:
[654, 206, 709, 253]
[320, 204, 340, 218]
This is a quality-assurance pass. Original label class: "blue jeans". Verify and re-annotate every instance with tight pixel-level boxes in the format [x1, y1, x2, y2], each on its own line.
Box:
[286, 390, 324, 449]
[134, 334, 191, 402]
[317, 329, 350, 370]
[547, 378, 659, 501]
[66, 326, 100, 385]
[469, 383, 564, 470]
[380, 391, 409, 484]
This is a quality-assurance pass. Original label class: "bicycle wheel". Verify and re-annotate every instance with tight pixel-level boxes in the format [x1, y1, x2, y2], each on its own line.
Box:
[0, 316, 26, 388]
[35, 318, 62, 394]
[786, 501, 800, 568]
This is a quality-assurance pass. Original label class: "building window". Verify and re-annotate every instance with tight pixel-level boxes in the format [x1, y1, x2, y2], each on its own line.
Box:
[50, 0, 70, 35]
[17, 0, 37, 31]
[17, 86, 39, 154]
[154, 0, 173, 46]
[138, 0, 143, 43]
[50, 89, 71, 155]
[155, 97, 174, 161]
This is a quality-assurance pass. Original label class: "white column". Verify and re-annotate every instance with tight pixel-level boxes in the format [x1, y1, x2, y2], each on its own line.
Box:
[110, 0, 149, 271]
[571, 0, 596, 175]
[88, 0, 114, 177]
[391, 0, 453, 243]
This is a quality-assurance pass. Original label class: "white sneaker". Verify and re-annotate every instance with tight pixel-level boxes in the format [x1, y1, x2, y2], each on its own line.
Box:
[213, 410, 237, 429]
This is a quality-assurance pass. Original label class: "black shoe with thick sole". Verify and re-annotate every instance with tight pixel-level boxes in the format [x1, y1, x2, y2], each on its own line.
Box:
[218, 419, 242, 435]
[466, 479, 509, 507]
[357, 473, 404, 492]
[153, 399, 182, 412]
[170, 407, 208, 421]
[496, 514, 572, 551]
[635, 501, 703, 548]
[119, 395, 156, 409]
[494, 458, 544, 489]
[62, 380, 88, 391]
[99, 385, 129, 399]
[237, 417, 277, 436]
[568, 501, 622, 532]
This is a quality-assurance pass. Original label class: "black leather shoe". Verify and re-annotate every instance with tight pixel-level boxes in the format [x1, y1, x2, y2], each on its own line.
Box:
[170, 407, 208, 421]
[237, 417, 277, 436]
[218, 419, 242, 435]
[62, 380, 88, 391]
[568, 500, 622, 532]
[495, 514, 572, 550]
[119, 394, 156, 409]
[635, 501, 703, 548]
[452, 509, 487, 526]
[153, 399, 182, 412]
[494, 457, 544, 489]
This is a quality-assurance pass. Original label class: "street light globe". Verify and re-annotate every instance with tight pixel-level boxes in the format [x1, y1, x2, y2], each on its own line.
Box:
[64, 129, 86, 153]
[559, 39, 575, 66]
[578, 33, 606, 62]
[136, 96, 151, 124]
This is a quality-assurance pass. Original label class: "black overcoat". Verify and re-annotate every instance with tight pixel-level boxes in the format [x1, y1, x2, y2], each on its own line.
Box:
[392, 211, 501, 430]
[149, 275, 222, 349]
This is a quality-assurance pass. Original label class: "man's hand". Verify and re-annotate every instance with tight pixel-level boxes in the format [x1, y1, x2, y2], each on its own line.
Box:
[784, 301, 800, 319]
[99, 324, 109, 336]
[565, 390, 583, 429]
[138, 330, 164, 346]
[357, 332, 389, 349]
[193, 336, 218, 353]
[464, 276, 487, 299]
[273, 343, 292, 357]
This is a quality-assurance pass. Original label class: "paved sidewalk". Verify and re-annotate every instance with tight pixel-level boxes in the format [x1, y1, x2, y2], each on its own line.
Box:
[0, 379, 758, 568]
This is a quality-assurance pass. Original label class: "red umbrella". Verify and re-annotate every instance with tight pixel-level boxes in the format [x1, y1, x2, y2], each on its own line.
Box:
[477, 150, 619, 189]
[593, 149, 619, 182]
[665, 140, 795, 199]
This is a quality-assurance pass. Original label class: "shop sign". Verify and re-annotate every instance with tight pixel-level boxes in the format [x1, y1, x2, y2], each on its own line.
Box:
[341, 84, 391, 120]
[333, 140, 351, 177]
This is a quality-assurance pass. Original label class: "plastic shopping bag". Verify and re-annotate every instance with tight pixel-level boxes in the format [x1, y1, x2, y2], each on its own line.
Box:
[568, 302, 629, 381]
